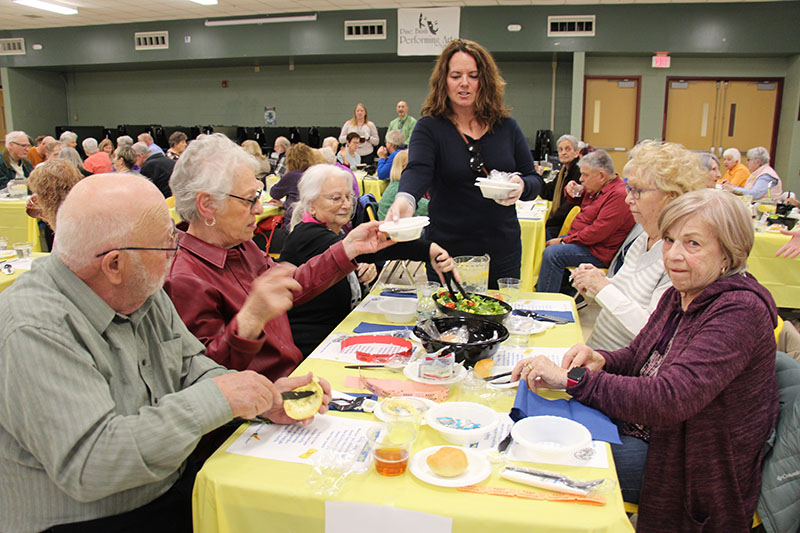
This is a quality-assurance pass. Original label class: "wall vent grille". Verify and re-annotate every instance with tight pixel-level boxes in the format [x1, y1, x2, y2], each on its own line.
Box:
[0, 38, 26, 56]
[344, 20, 386, 40]
[135, 31, 169, 50]
[547, 15, 595, 37]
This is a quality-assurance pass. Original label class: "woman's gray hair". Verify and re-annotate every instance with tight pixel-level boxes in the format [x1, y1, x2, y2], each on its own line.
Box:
[290, 164, 353, 230]
[722, 147, 741, 163]
[116, 135, 134, 147]
[322, 137, 339, 152]
[318, 147, 336, 164]
[746, 146, 770, 167]
[81, 137, 98, 154]
[577, 149, 614, 177]
[557, 134, 579, 150]
[170, 133, 257, 223]
[699, 152, 720, 172]
[59, 131, 77, 146]
[658, 188, 753, 277]
[58, 147, 85, 171]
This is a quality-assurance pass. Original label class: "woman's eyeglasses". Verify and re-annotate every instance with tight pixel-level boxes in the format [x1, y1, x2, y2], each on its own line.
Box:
[624, 185, 658, 200]
[467, 141, 487, 175]
[227, 189, 264, 210]
[323, 193, 356, 205]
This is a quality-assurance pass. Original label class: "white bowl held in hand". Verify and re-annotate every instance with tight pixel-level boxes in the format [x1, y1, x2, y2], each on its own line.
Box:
[379, 216, 430, 242]
[425, 401, 499, 446]
[511, 416, 592, 461]
[474, 178, 519, 200]
[377, 298, 417, 324]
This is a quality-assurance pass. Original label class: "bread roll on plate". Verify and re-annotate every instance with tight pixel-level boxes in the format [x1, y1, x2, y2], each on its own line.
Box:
[426, 446, 469, 477]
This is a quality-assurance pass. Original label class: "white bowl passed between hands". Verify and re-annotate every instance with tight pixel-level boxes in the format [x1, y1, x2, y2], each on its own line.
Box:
[475, 178, 519, 200]
[377, 298, 417, 324]
[426, 401, 499, 446]
[379, 216, 430, 242]
[510, 415, 592, 461]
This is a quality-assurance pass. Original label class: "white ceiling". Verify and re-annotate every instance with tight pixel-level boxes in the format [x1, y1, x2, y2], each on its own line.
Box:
[0, 0, 778, 31]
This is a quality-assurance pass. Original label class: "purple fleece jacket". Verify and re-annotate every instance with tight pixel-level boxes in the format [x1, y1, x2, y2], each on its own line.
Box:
[569, 272, 778, 532]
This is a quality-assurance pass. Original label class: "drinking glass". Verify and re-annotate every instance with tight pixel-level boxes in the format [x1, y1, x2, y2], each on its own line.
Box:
[415, 281, 440, 320]
[497, 277, 521, 304]
[13, 242, 33, 259]
[367, 422, 417, 476]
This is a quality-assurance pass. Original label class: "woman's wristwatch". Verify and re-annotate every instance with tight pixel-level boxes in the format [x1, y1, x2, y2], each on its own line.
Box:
[566, 367, 587, 387]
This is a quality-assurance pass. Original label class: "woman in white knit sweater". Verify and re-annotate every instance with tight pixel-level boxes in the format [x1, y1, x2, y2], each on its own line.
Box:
[571, 140, 707, 351]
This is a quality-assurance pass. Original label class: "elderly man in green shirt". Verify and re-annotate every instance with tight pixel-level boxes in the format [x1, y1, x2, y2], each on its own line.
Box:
[387, 100, 417, 145]
[0, 174, 329, 532]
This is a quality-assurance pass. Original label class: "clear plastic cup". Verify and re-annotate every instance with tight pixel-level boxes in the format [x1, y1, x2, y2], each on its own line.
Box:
[0, 237, 8, 250]
[497, 277, 521, 304]
[504, 315, 534, 347]
[415, 281, 440, 320]
[367, 422, 417, 476]
[13, 242, 33, 259]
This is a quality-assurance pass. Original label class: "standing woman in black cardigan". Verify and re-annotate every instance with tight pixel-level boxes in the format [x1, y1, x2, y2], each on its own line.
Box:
[385, 39, 543, 289]
[280, 164, 455, 357]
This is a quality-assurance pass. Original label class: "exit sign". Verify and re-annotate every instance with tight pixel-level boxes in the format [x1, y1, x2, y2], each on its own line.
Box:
[652, 54, 671, 68]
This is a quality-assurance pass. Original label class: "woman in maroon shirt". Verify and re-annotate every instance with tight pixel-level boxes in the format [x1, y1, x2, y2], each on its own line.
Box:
[514, 189, 778, 532]
[164, 133, 395, 381]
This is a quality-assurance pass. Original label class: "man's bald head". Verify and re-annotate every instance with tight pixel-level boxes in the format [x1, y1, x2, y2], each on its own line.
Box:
[55, 174, 167, 274]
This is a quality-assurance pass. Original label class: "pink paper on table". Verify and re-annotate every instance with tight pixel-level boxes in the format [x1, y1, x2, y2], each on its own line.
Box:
[343, 376, 449, 402]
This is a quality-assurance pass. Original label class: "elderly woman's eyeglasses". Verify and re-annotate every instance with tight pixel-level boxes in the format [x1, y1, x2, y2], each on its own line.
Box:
[625, 185, 658, 200]
[323, 193, 356, 205]
[95, 221, 180, 258]
[466, 141, 486, 175]
[227, 190, 263, 210]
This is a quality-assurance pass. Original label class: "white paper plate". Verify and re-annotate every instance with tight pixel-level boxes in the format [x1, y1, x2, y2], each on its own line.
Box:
[403, 361, 467, 385]
[374, 396, 438, 425]
[0, 250, 16, 259]
[409, 446, 491, 487]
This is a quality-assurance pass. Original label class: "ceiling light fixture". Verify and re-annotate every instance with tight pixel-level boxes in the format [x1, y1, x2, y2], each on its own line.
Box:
[204, 14, 317, 27]
[13, 0, 77, 15]
[190, 0, 218, 5]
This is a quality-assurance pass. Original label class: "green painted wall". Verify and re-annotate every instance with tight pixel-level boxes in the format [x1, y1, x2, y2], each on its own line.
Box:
[775, 55, 800, 194]
[584, 55, 799, 187]
[60, 59, 572, 145]
[1, 67, 67, 135]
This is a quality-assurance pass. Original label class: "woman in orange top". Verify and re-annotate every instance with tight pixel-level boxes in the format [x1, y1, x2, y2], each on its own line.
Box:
[717, 147, 750, 187]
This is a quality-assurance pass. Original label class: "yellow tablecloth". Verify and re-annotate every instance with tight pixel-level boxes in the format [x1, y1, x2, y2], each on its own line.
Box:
[192, 292, 632, 533]
[519, 215, 547, 293]
[360, 178, 389, 202]
[0, 252, 49, 293]
[0, 199, 42, 252]
[748, 230, 800, 308]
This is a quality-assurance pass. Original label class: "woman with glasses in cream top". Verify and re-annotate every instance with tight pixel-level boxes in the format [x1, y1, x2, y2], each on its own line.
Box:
[280, 164, 455, 357]
[570, 141, 707, 350]
[385, 39, 542, 288]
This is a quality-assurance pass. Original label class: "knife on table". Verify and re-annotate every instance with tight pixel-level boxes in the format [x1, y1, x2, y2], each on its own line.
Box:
[513, 309, 571, 324]
[281, 390, 315, 400]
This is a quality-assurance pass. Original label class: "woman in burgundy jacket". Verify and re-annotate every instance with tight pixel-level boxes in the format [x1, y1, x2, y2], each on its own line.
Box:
[515, 188, 778, 532]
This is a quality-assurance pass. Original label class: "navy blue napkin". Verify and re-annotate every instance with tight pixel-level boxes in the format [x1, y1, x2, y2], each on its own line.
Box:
[380, 291, 417, 299]
[516, 308, 574, 323]
[510, 380, 621, 444]
[353, 322, 414, 334]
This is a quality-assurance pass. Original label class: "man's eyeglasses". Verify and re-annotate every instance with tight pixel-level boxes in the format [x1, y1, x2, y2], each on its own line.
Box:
[625, 185, 659, 200]
[11, 141, 31, 150]
[227, 190, 263, 210]
[95, 221, 180, 258]
[323, 193, 356, 205]
[466, 141, 487, 175]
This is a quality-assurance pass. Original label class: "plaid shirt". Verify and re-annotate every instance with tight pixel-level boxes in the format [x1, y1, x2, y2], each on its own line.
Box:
[269, 152, 287, 177]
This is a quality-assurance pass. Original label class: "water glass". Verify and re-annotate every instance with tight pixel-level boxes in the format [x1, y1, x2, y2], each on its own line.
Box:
[415, 281, 440, 320]
[497, 277, 521, 304]
[13, 242, 33, 259]
[504, 315, 534, 347]
[0, 237, 8, 250]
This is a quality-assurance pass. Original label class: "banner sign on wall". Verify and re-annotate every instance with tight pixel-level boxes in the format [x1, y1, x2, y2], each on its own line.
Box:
[397, 7, 460, 56]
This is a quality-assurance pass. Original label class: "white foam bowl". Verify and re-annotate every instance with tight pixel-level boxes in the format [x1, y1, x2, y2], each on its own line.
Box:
[511, 415, 592, 461]
[475, 179, 519, 200]
[379, 216, 430, 242]
[377, 298, 417, 323]
[425, 401, 499, 446]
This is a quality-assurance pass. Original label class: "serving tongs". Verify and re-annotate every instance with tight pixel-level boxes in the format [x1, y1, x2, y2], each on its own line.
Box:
[443, 270, 469, 301]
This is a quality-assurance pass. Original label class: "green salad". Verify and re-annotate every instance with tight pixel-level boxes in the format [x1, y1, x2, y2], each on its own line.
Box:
[435, 291, 507, 316]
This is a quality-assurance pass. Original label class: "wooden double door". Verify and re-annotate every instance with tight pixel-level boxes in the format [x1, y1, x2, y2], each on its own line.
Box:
[582, 76, 640, 173]
[663, 78, 782, 162]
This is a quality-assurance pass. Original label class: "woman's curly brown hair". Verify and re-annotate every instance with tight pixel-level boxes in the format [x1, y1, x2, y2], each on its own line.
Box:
[421, 39, 509, 129]
[26, 159, 84, 228]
